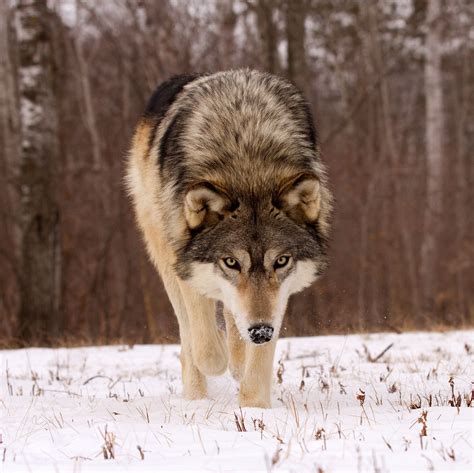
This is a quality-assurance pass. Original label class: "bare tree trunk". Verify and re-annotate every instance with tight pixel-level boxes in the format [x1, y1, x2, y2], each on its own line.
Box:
[364, 3, 422, 323]
[357, 176, 375, 330]
[217, 0, 237, 67]
[0, 0, 18, 161]
[285, 0, 307, 93]
[256, 0, 278, 74]
[14, 0, 61, 344]
[0, 0, 20, 338]
[421, 0, 444, 312]
[74, 0, 101, 171]
[454, 49, 469, 324]
[0, 0, 21, 253]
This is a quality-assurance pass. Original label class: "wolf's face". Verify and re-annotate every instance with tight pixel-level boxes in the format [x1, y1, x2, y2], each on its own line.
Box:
[201, 249, 319, 344]
[176, 174, 329, 344]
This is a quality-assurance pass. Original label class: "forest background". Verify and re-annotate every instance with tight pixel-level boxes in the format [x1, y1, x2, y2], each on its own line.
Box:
[0, 0, 472, 346]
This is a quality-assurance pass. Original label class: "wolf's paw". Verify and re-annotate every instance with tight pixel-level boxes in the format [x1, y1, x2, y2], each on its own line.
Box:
[239, 391, 271, 409]
[193, 330, 228, 376]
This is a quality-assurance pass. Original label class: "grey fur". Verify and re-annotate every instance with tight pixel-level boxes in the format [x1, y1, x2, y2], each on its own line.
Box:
[144, 69, 333, 280]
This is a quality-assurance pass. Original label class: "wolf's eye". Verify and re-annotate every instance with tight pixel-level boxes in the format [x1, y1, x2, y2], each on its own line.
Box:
[223, 257, 240, 270]
[274, 255, 290, 270]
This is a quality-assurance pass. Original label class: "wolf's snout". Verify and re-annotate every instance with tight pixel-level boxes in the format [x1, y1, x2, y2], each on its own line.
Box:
[248, 324, 274, 344]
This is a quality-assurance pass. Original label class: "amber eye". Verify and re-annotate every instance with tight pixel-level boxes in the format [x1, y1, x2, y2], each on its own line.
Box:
[274, 255, 290, 270]
[223, 257, 241, 270]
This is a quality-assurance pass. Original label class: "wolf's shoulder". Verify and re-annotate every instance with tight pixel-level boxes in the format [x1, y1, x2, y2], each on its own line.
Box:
[143, 74, 203, 119]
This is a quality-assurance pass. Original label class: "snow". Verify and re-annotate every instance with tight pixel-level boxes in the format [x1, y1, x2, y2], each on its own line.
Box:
[1, 330, 473, 472]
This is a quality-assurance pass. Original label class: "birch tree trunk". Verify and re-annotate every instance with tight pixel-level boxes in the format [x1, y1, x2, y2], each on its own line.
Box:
[0, 0, 19, 167]
[15, 0, 61, 343]
[0, 0, 21, 338]
[421, 0, 444, 312]
[0, 0, 21, 254]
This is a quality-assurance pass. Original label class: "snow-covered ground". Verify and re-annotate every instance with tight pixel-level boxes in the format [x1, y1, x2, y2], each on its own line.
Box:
[1, 331, 473, 472]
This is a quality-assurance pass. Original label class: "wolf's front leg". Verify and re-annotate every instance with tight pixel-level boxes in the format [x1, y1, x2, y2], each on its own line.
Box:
[239, 339, 277, 408]
[178, 280, 228, 377]
[158, 265, 207, 400]
[223, 308, 246, 381]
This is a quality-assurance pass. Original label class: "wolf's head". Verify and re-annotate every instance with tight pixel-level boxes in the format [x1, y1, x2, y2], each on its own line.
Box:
[175, 172, 330, 344]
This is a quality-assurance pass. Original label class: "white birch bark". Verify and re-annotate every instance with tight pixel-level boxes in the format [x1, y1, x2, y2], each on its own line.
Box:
[15, 0, 61, 342]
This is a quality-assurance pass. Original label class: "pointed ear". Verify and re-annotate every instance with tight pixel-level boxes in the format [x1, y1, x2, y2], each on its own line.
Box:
[184, 183, 231, 229]
[279, 175, 321, 223]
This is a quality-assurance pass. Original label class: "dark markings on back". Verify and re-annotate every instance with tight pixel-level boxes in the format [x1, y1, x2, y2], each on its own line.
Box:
[144, 74, 202, 155]
[159, 109, 189, 188]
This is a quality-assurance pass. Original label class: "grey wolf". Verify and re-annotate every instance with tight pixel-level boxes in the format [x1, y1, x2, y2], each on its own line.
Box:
[126, 69, 332, 408]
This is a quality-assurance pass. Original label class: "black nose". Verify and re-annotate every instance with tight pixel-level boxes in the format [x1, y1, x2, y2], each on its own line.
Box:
[248, 324, 274, 344]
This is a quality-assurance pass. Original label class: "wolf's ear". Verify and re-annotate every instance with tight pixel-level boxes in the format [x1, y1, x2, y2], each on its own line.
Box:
[184, 184, 231, 230]
[279, 175, 321, 223]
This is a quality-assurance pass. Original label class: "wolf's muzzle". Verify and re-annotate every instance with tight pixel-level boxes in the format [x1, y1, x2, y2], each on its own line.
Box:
[248, 324, 274, 344]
